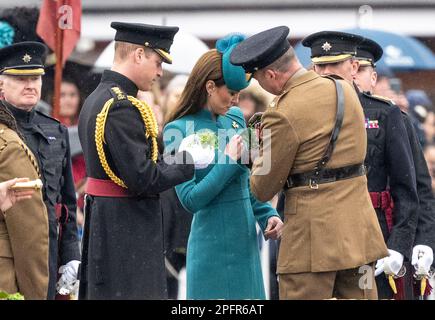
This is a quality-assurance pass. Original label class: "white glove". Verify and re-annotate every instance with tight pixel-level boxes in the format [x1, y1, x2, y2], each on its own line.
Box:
[56, 260, 80, 296]
[375, 249, 404, 277]
[412, 245, 433, 276]
[179, 134, 215, 169]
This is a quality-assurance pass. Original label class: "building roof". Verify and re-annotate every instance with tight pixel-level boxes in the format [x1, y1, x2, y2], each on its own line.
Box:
[1, 0, 435, 11]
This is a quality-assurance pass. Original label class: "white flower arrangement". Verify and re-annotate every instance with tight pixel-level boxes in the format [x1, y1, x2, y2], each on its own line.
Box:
[178, 130, 217, 169]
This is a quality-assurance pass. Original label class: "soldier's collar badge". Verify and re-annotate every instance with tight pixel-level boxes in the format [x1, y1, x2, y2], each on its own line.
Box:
[22, 53, 32, 63]
[322, 42, 332, 52]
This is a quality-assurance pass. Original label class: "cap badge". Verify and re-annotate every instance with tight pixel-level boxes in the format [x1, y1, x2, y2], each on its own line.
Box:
[322, 42, 332, 52]
[22, 54, 32, 63]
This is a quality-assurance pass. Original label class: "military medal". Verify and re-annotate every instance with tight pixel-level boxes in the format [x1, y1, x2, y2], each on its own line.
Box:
[365, 118, 379, 129]
[232, 121, 239, 129]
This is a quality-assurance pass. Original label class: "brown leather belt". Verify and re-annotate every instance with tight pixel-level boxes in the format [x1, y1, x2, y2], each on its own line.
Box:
[285, 164, 366, 189]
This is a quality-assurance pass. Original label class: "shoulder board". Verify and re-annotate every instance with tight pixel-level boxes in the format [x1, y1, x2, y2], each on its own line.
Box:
[368, 93, 395, 105]
[34, 109, 60, 123]
[110, 86, 128, 101]
[0, 125, 8, 144]
[269, 91, 287, 108]
[0, 125, 19, 143]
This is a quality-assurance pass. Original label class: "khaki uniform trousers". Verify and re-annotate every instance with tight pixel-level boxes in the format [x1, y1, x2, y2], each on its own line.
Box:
[279, 264, 378, 300]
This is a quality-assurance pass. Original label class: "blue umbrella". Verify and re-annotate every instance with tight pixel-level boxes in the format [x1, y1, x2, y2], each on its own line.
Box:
[294, 28, 435, 71]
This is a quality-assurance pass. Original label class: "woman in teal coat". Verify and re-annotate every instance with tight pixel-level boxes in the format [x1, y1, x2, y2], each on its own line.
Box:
[163, 34, 283, 299]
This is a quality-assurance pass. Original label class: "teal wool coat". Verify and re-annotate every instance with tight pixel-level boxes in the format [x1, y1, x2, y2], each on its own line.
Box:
[163, 107, 279, 299]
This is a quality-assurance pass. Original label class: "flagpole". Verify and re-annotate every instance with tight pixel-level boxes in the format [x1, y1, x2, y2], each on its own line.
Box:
[52, 5, 64, 120]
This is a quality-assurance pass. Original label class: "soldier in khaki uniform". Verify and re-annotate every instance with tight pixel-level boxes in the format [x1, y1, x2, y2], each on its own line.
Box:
[231, 26, 388, 299]
[0, 42, 50, 299]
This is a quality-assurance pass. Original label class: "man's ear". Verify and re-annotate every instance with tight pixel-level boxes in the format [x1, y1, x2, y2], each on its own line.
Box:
[351, 59, 360, 77]
[371, 70, 378, 88]
[264, 69, 276, 80]
[133, 47, 145, 64]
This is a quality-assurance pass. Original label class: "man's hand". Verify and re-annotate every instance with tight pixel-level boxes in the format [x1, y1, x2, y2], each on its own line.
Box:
[248, 112, 263, 128]
[57, 260, 81, 296]
[375, 249, 404, 277]
[0, 178, 34, 212]
[264, 216, 283, 240]
[248, 112, 264, 144]
[412, 245, 433, 276]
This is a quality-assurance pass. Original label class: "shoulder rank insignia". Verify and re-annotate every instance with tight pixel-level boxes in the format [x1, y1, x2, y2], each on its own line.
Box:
[371, 94, 395, 104]
[365, 118, 379, 129]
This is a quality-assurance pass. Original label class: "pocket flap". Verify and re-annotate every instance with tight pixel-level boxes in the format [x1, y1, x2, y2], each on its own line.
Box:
[0, 239, 13, 258]
[284, 193, 297, 215]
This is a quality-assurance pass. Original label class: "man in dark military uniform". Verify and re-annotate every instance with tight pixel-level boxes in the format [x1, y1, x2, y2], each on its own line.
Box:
[303, 31, 419, 299]
[0, 41, 81, 299]
[354, 38, 435, 298]
[78, 22, 194, 299]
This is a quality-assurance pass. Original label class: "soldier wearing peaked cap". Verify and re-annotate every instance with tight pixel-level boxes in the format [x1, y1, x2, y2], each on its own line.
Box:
[78, 22, 194, 299]
[355, 37, 383, 68]
[0, 41, 81, 299]
[304, 31, 419, 299]
[354, 37, 435, 299]
[302, 31, 365, 65]
[0, 43, 50, 298]
[231, 27, 388, 299]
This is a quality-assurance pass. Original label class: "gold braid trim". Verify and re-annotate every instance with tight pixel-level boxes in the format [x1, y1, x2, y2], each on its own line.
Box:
[95, 88, 159, 189]
[20, 142, 41, 178]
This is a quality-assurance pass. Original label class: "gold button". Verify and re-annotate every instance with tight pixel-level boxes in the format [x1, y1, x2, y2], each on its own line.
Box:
[145, 42, 149, 46]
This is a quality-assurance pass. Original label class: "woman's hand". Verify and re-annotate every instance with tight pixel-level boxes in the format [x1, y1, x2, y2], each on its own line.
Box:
[225, 135, 244, 161]
[0, 178, 34, 212]
[264, 216, 283, 240]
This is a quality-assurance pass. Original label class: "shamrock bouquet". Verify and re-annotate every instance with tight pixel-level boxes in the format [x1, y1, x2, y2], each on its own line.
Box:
[178, 130, 217, 169]
[0, 291, 24, 300]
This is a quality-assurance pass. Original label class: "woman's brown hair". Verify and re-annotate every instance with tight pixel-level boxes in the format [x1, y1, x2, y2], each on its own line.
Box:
[165, 49, 224, 124]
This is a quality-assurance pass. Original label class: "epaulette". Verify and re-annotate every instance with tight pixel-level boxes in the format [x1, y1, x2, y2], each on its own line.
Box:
[225, 107, 245, 129]
[368, 93, 395, 105]
[0, 126, 7, 145]
[110, 86, 128, 101]
[0, 125, 19, 142]
[269, 89, 289, 109]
